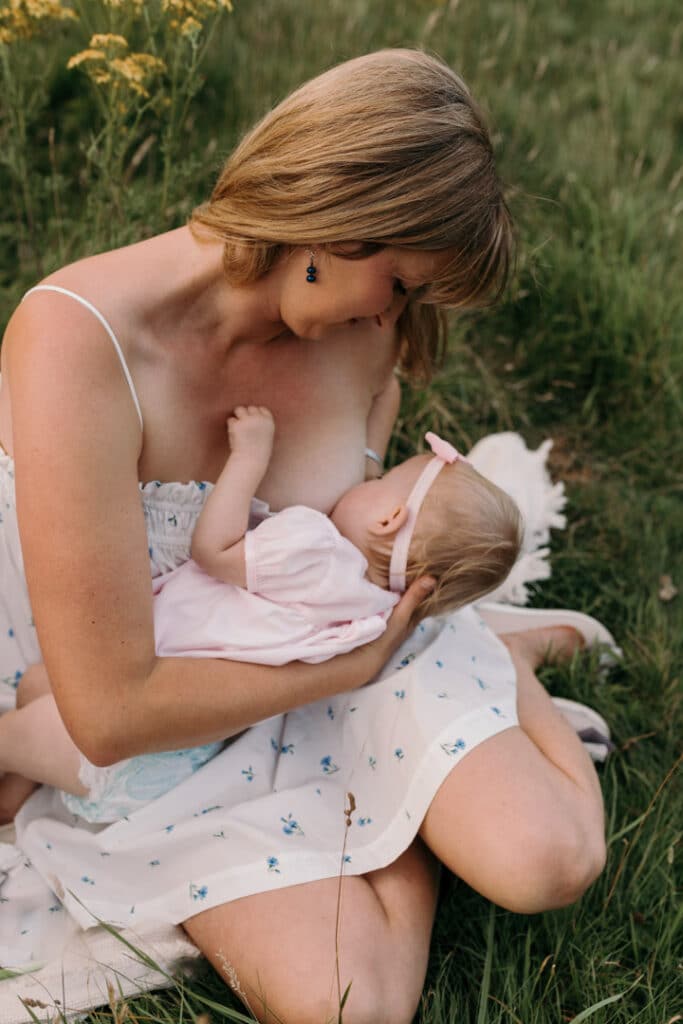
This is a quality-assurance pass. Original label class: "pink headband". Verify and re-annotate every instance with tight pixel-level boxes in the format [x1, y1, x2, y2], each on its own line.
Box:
[388, 432, 467, 593]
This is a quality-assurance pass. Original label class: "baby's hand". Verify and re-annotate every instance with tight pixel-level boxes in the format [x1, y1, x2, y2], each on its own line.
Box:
[228, 406, 275, 462]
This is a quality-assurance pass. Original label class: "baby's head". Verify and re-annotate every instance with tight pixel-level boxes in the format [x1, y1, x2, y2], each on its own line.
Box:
[330, 433, 522, 621]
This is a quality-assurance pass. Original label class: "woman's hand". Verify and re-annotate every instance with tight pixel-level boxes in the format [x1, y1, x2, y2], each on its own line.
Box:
[354, 576, 436, 679]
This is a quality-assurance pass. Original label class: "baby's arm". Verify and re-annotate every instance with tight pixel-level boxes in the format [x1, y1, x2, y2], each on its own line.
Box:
[365, 373, 401, 479]
[191, 405, 275, 586]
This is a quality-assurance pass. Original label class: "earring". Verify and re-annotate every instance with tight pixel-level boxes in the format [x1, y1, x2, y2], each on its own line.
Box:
[306, 250, 317, 283]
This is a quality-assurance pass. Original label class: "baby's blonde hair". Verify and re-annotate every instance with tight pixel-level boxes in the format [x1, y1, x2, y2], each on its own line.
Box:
[190, 48, 512, 383]
[402, 461, 522, 621]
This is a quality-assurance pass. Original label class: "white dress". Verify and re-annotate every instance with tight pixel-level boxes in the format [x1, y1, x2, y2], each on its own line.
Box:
[0, 287, 566, 961]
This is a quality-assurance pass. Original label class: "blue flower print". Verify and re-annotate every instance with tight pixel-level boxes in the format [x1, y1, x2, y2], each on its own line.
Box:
[81, 876, 95, 886]
[368, 756, 377, 771]
[193, 805, 222, 817]
[167, 512, 178, 527]
[343, 855, 352, 863]
[394, 748, 405, 761]
[490, 706, 505, 717]
[149, 859, 160, 867]
[280, 743, 295, 755]
[241, 766, 255, 781]
[164, 824, 175, 833]
[397, 653, 415, 670]
[475, 677, 488, 690]
[437, 691, 450, 699]
[320, 755, 339, 775]
[213, 830, 226, 839]
[8, 628, 14, 638]
[270, 737, 279, 752]
[441, 739, 467, 756]
[327, 705, 335, 720]
[435, 659, 443, 668]
[394, 689, 406, 700]
[280, 813, 304, 836]
[267, 856, 281, 873]
[358, 817, 373, 827]
[190, 883, 208, 901]
[49, 904, 62, 913]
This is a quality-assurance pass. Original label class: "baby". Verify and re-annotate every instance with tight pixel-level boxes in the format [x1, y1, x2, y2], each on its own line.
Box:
[0, 407, 521, 823]
[153, 406, 523, 662]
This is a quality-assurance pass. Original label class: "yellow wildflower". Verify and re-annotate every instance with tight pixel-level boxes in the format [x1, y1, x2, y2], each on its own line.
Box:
[23, 0, 76, 19]
[67, 48, 105, 69]
[110, 52, 166, 97]
[0, 0, 76, 43]
[90, 32, 128, 51]
[180, 15, 202, 38]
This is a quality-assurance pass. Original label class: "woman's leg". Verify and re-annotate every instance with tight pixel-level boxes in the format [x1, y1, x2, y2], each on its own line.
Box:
[420, 626, 607, 913]
[0, 666, 87, 822]
[184, 627, 606, 1020]
[185, 839, 440, 1024]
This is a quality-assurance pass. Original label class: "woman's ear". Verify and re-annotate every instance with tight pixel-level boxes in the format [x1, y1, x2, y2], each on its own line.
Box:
[369, 505, 408, 537]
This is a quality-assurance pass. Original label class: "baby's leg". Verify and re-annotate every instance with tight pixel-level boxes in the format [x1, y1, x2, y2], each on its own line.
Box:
[0, 670, 87, 823]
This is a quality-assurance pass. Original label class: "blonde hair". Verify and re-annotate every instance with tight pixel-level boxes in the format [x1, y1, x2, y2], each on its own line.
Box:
[400, 461, 522, 621]
[190, 48, 513, 383]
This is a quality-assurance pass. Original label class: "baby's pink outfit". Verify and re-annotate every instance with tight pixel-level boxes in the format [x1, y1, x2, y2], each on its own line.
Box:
[153, 505, 399, 664]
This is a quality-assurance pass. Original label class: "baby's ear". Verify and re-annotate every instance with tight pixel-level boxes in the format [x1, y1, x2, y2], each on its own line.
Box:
[369, 505, 408, 538]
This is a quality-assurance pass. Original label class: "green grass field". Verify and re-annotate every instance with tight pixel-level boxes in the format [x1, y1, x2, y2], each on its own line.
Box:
[1, 1, 681, 1021]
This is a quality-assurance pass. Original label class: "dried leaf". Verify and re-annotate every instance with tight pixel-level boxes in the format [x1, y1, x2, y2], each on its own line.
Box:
[658, 574, 678, 601]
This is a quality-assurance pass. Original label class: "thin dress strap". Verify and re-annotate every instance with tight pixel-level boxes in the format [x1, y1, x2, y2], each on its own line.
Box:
[22, 284, 144, 433]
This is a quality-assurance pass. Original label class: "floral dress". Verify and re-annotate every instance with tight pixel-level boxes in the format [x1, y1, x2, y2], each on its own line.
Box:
[1, 452, 522, 930]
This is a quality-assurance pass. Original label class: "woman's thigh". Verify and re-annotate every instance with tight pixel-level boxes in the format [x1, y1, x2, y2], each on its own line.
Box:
[184, 839, 440, 1024]
[420, 725, 604, 914]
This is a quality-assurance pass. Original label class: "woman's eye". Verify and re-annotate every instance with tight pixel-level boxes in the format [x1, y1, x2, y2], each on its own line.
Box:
[394, 280, 407, 296]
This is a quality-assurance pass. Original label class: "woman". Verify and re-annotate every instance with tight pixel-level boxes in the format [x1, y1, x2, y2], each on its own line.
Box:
[0, 50, 606, 1024]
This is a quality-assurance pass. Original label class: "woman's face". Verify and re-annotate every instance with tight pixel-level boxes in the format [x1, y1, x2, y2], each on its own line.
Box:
[276, 246, 449, 341]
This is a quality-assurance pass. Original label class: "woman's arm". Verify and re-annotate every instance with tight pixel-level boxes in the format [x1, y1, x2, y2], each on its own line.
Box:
[365, 373, 401, 479]
[191, 406, 274, 586]
[6, 297, 429, 766]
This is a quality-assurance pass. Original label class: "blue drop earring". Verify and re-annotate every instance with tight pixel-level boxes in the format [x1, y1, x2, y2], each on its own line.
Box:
[306, 250, 317, 283]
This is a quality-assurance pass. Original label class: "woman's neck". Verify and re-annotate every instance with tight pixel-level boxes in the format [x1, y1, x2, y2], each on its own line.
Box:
[147, 227, 290, 353]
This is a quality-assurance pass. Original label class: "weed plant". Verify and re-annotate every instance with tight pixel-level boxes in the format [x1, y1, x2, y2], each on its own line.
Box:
[0, 0, 681, 1021]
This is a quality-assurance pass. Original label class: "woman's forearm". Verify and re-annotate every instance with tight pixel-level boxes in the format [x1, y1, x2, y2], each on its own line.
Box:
[77, 578, 433, 766]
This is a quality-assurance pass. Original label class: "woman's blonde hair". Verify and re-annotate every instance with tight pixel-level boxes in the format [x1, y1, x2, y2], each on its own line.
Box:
[405, 461, 522, 621]
[190, 48, 513, 382]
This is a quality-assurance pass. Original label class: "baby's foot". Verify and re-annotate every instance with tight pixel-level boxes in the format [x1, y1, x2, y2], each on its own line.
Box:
[500, 625, 585, 673]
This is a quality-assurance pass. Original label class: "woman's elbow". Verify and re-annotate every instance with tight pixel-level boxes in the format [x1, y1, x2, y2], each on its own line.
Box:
[67, 702, 137, 767]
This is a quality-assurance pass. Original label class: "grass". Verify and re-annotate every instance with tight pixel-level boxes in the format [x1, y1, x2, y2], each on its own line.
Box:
[1, 0, 681, 1021]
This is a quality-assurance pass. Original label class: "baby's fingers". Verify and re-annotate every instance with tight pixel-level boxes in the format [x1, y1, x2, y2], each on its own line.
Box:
[384, 577, 435, 642]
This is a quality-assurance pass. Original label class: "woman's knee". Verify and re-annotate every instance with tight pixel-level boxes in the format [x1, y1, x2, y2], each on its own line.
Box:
[503, 821, 607, 913]
[244, 962, 418, 1024]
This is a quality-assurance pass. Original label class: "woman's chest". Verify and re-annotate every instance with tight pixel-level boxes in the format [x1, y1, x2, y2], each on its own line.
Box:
[137, 326, 397, 513]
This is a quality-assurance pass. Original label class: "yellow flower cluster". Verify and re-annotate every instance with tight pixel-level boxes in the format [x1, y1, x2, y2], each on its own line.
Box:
[67, 33, 166, 98]
[101, 0, 145, 8]
[161, 0, 232, 34]
[0, 0, 76, 45]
